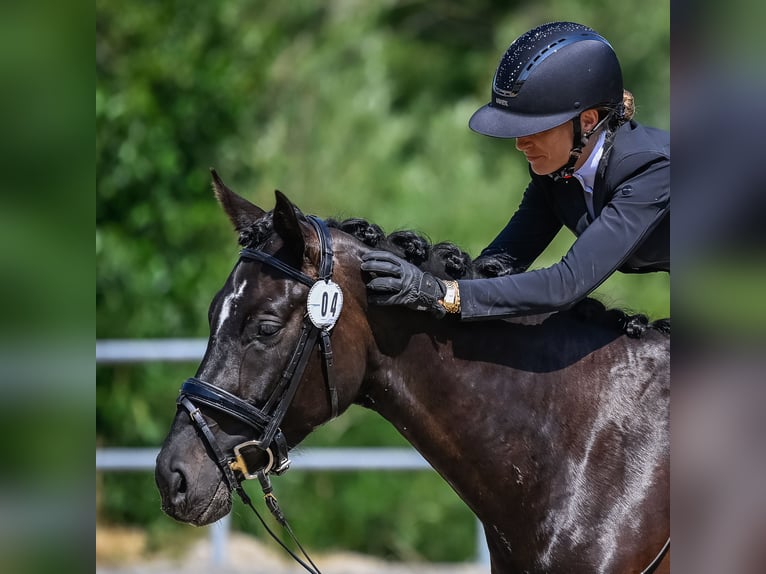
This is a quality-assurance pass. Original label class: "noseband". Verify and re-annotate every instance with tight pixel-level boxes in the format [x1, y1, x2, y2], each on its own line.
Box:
[177, 215, 340, 497]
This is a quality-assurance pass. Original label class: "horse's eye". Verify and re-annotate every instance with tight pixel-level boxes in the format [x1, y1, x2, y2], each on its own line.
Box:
[257, 321, 281, 337]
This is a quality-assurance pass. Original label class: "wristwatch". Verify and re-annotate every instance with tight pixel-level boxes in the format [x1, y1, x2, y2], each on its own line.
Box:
[440, 280, 461, 314]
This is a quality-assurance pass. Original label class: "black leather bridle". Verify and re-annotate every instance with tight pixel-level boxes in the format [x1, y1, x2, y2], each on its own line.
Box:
[175, 215, 338, 574]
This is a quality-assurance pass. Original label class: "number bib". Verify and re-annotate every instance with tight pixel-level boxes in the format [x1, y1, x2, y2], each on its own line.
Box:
[307, 280, 343, 329]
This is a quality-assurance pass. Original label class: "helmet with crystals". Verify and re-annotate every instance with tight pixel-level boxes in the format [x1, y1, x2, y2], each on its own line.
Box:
[469, 22, 623, 138]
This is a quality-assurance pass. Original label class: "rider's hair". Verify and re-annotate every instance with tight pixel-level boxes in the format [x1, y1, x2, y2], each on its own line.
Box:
[600, 89, 635, 131]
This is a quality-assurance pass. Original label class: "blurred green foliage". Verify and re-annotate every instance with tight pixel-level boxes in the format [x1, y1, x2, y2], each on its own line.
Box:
[97, 0, 669, 563]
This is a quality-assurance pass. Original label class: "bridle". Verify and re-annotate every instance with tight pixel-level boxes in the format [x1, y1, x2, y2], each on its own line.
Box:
[176, 215, 340, 574]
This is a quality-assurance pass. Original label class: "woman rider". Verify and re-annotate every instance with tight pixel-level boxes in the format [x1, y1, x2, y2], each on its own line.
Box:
[361, 21, 669, 319]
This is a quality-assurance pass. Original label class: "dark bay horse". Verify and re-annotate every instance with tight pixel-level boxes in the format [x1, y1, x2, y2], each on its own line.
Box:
[155, 171, 669, 573]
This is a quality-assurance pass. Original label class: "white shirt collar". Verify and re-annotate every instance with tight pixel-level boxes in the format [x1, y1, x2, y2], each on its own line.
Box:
[572, 130, 607, 218]
[573, 130, 607, 191]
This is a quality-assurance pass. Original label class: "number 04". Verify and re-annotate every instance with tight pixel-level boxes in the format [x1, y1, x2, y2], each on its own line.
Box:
[321, 292, 339, 317]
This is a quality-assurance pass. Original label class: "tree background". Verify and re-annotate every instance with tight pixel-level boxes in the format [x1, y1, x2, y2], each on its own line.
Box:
[97, 0, 669, 562]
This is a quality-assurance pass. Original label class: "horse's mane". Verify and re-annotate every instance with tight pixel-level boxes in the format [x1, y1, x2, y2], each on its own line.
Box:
[238, 212, 668, 339]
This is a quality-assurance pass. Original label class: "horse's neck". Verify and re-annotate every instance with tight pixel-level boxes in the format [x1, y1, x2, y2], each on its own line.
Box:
[361, 323, 553, 522]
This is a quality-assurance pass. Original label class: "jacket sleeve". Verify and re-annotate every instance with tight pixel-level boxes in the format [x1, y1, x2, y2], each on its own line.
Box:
[459, 155, 669, 319]
[479, 178, 563, 271]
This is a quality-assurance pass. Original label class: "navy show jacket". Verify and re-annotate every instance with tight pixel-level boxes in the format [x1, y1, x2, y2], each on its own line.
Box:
[459, 120, 669, 319]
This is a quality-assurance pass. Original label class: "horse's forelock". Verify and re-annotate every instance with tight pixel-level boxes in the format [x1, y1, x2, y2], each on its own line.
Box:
[237, 205, 309, 249]
[238, 211, 274, 248]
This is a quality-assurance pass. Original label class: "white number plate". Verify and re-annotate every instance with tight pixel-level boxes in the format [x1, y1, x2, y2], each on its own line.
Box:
[307, 280, 343, 329]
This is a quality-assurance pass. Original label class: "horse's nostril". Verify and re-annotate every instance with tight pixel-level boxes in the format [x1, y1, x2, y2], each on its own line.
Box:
[165, 461, 189, 504]
[176, 469, 188, 495]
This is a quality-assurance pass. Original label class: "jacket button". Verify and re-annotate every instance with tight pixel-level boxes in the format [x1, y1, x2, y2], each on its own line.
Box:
[621, 185, 633, 196]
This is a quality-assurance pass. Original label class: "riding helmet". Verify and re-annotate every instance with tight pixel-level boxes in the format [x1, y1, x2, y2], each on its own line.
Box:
[469, 22, 623, 139]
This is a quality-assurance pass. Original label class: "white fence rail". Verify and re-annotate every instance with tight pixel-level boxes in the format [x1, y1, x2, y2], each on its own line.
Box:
[96, 339, 490, 566]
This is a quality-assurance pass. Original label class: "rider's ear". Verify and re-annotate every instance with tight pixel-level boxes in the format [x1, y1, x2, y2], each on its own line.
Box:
[211, 168, 266, 232]
[580, 109, 600, 134]
[273, 190, 307, 258]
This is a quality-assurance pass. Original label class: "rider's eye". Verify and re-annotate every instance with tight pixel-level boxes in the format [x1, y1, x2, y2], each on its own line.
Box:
[257, 321, 281, 337]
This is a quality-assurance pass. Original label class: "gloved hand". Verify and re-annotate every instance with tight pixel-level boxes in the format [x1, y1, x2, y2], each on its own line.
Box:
[361, 251, 446, 318]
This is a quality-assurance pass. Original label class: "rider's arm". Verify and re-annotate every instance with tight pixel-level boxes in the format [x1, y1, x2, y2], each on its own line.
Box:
[458, 155, 669, 319]
[478, 178, 563, 272]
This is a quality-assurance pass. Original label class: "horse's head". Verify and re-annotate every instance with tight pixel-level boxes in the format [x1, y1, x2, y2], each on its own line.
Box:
[155, 171, 370, 525]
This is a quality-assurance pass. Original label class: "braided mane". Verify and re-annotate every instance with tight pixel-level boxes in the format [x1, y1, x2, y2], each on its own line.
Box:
[238, 212, 667, 339]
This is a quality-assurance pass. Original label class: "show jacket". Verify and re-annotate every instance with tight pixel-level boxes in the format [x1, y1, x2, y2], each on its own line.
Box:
[459, 120, 669, 319]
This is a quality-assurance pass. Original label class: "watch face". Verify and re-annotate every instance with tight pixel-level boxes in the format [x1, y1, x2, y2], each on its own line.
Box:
[444, 283, 457, 303]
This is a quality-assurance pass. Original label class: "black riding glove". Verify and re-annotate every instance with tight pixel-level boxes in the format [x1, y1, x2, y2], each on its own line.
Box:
[361, 251, 446, 318]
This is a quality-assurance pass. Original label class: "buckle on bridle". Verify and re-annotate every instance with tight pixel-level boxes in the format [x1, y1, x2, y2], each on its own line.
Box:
[272, 456, 291, 475]
[229, 440, 276, 479]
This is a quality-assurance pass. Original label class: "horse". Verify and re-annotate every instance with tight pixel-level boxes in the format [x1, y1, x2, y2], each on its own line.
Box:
[155, 170, 669, 573]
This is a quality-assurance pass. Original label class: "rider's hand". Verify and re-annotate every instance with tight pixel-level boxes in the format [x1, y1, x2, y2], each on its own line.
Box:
[361, 251, 446, 318]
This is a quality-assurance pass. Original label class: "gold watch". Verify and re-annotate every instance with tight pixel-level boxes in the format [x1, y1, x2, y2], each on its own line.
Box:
[439, 280, 461, 314]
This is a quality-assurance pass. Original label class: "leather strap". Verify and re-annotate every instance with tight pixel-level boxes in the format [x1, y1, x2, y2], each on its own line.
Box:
[179, 214, 339, 461]
[178, 396, 252, 504]
[259, 324, 322, 448]
[307, 216, 334, 280]
[180, 379, 270, 431]
[319, 330, 339, 419]
[239, 248, 315, 286]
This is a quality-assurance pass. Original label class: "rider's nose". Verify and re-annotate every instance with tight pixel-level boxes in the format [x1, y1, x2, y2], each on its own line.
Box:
[515, 136, 531, 151]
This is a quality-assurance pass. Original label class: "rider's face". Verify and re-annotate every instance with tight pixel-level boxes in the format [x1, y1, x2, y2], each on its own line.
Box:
[515, 111, 599, 175]
[515, 121, 575, 176]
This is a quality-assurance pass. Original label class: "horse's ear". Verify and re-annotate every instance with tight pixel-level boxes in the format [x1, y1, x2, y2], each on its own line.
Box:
[273, 189, 307, 256]
[210, 168, 265, 232]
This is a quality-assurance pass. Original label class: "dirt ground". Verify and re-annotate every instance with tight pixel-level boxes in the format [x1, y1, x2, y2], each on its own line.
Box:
[96, 525, 488, 574]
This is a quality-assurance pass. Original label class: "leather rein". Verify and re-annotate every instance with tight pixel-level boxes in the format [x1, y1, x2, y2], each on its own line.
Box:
[177, 215, 339, 574]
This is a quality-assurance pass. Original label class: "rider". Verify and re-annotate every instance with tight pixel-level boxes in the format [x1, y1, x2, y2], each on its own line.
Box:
[361, 21, 669, 319]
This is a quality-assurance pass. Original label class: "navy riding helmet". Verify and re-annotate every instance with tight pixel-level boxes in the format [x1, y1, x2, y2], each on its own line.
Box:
[469, 22, 623, 139]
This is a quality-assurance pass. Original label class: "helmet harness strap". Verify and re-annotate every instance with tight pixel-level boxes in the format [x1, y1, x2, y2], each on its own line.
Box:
[549, 112, 613, 182]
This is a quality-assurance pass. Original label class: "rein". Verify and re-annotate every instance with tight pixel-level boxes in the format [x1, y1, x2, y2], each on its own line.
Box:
[640, 537, 670, 574]
[176, 215, 340, 574]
